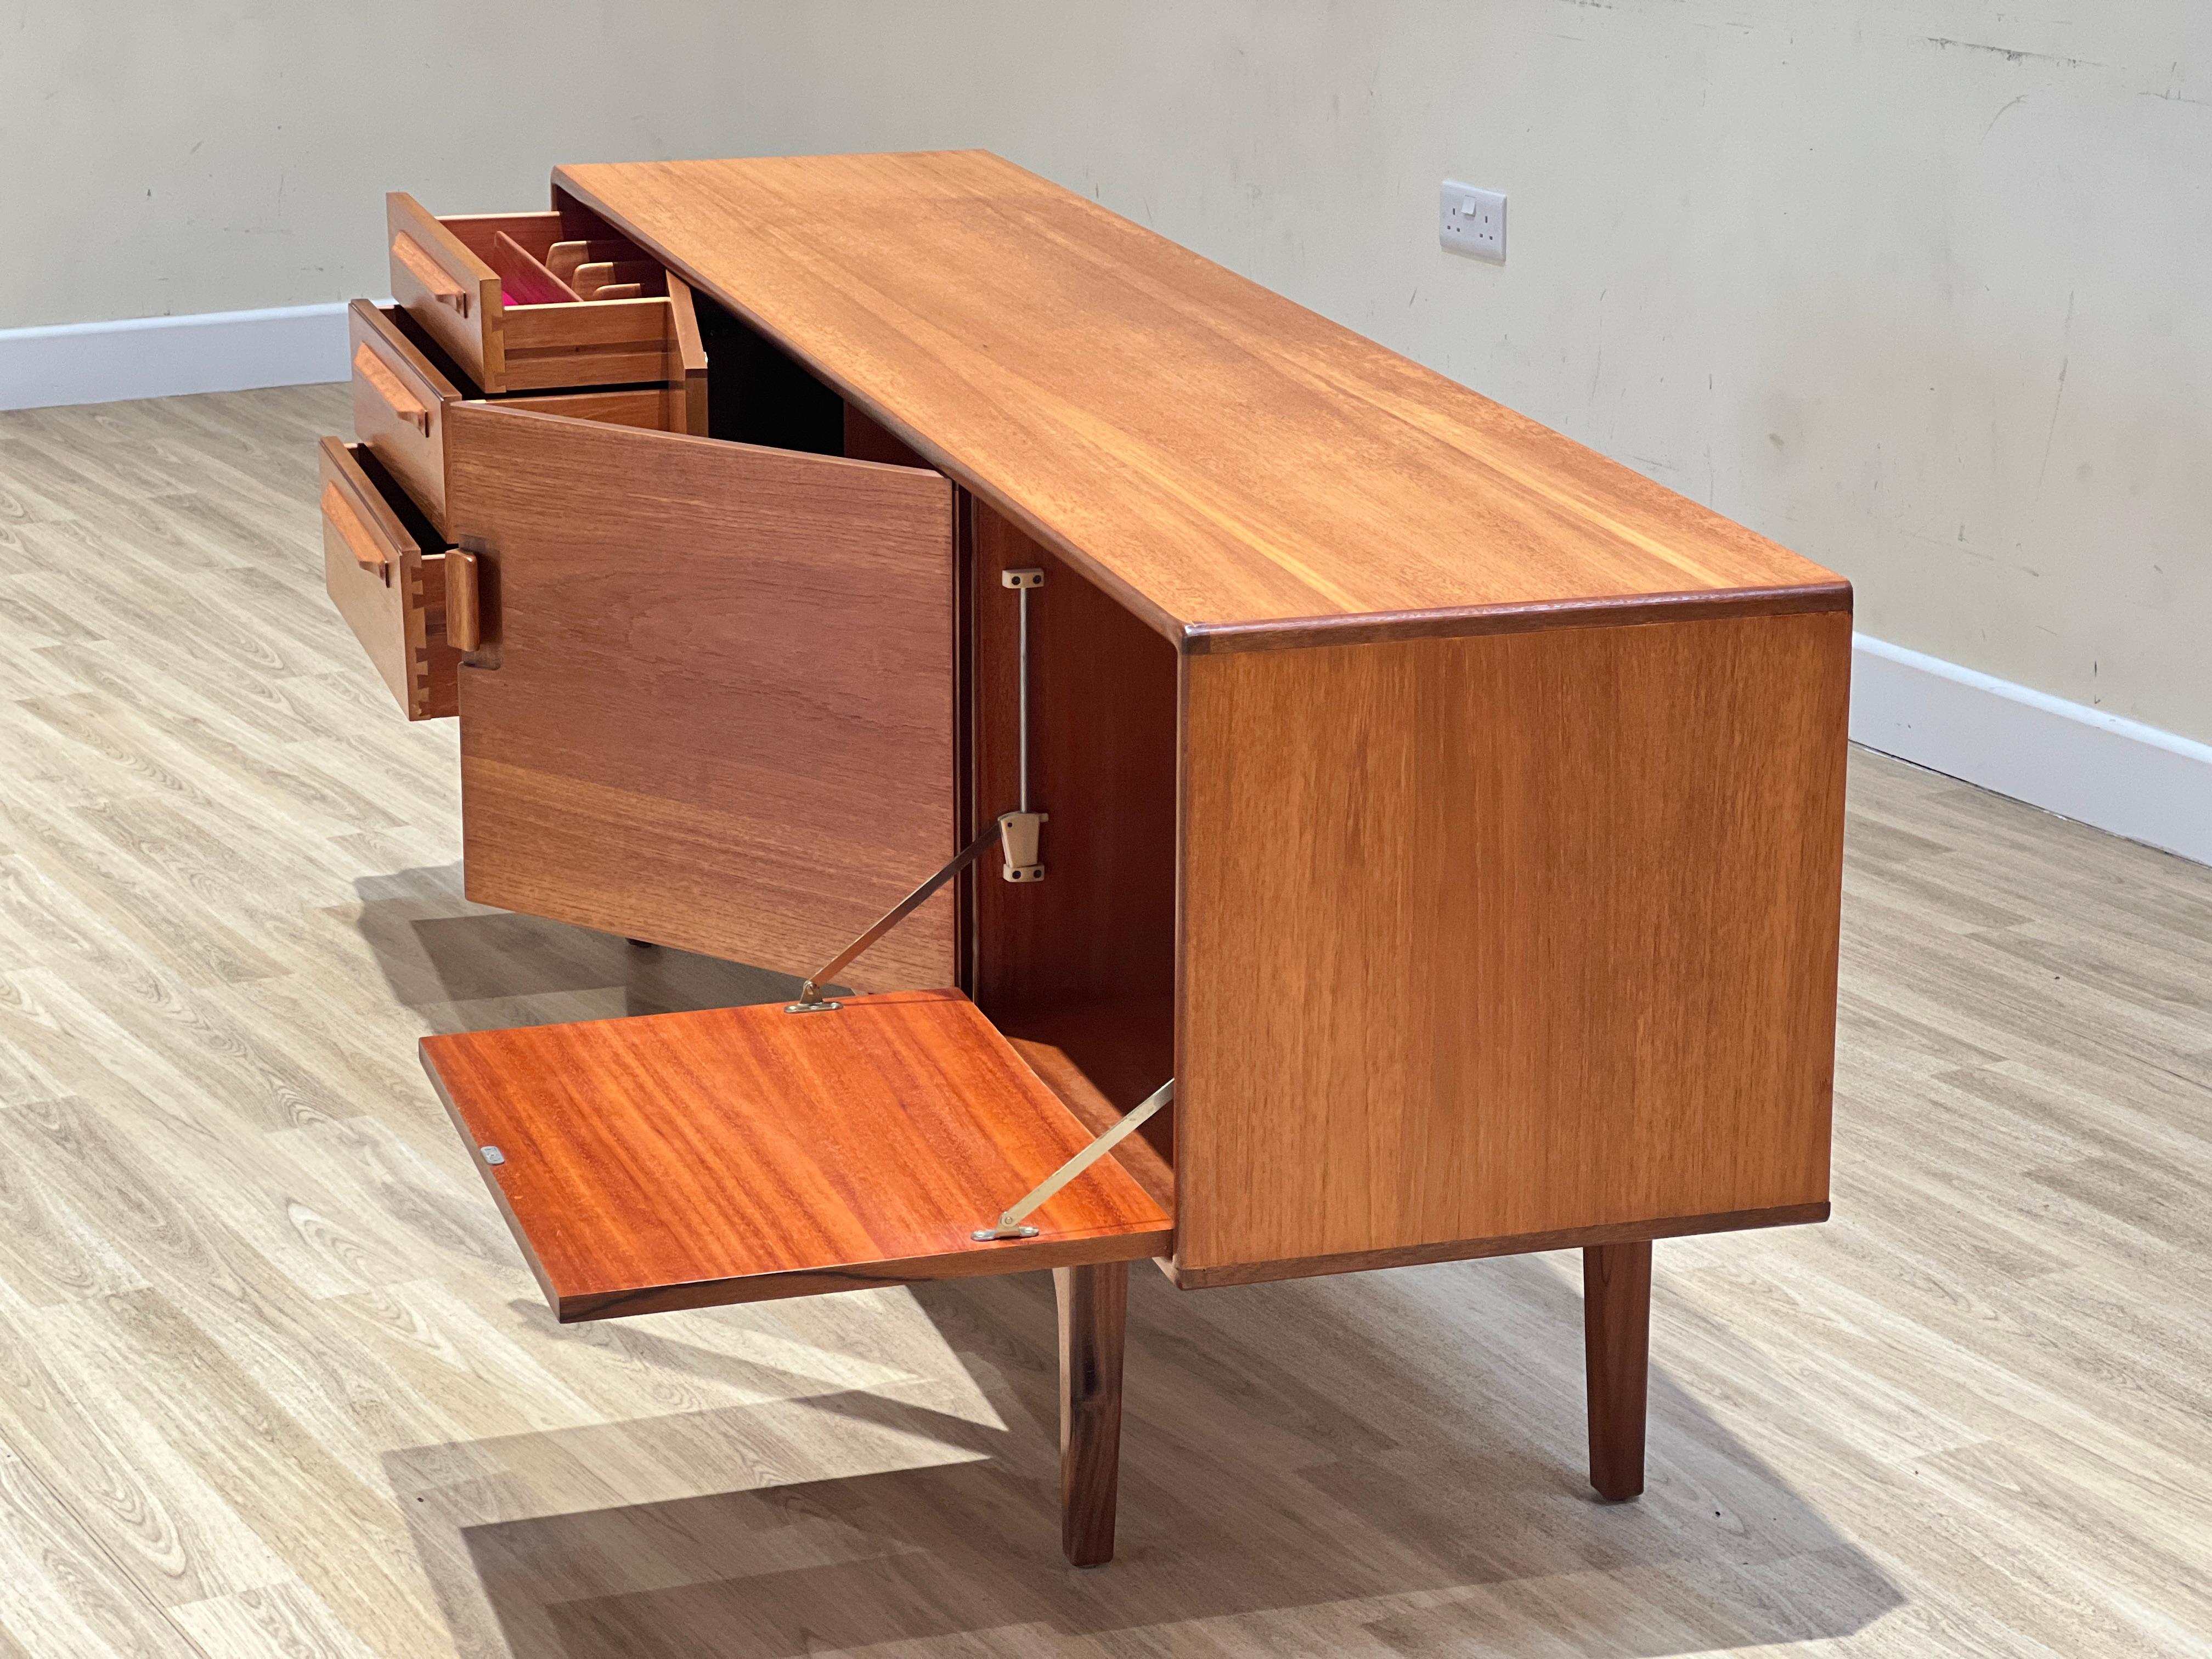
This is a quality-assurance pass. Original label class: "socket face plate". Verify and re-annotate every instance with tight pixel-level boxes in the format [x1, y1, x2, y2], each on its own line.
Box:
[1441, 180, 1506, 262]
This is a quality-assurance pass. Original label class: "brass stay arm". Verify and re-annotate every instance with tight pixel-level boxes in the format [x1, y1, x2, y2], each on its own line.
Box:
[790, 562, 1145, 1238]
[786, 821, 1005, 1013]
[788, 565, 1053, 1011]
[972, 1078, 1175, 1241]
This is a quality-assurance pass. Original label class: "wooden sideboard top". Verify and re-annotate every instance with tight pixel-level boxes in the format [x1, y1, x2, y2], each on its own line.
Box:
[555, 150, 1847, 651]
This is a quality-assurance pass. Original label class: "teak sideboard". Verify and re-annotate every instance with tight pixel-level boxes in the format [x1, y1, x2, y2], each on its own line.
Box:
[317, 150, 1852, 1568]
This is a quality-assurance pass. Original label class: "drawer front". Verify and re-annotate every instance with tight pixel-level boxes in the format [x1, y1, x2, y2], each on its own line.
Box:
[318, 437, 462, 721]
[349, 300, 462, 537]
[386, 193, 502, 390]
[386, 193, 704, 396]
[351, 301, 704, 539]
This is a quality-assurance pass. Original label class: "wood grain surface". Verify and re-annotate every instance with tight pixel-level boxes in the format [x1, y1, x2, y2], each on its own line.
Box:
[347, 302, 462, 535]
[349, 301, 703, 539]
[1584, 1240, 1653, 1502]
[495, 294, 689, 394]
[486, 383, 697, 430]
[665, 275, 710, 436]
[968, 506, 1180, 1179]
[441, 548, 480, 653]
[386, 193, 502, 391]
[1176, 609, 1853, 1276]
[545, 237, 637, 285]
[563, 261, 660, 300]
[420, 991, 1172, 1321]
[554, 152, 1849, 646]
[444, 402, 958, 985]
[487, 230, 580, 307]
[969, 507, 1180, 1014]
[387, 194, 691, 395]
[1005, 1006, 1178, 1219]
[1054, 1262, 1127, 1567]
[350, 343, 431, 435]
[1164, 1203, 1831, 1290]
[1, 386, 2209, 1655]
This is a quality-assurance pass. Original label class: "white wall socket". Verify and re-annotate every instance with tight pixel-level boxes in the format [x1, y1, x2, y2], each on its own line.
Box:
[1440, 180, 1506, 262]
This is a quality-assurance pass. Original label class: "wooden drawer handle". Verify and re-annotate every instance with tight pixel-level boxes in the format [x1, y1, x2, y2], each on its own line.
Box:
[444, 549, 482, 651]
[321, 482, 389, 575]
[352, 343, 431, 435]
[392, 232, 471, 317]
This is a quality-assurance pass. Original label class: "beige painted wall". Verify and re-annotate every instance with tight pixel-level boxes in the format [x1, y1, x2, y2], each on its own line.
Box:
[5, 2, 2206, 739]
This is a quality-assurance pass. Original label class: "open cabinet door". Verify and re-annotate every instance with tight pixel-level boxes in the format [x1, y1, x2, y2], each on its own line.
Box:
[422, 989, 1172, 1318]
[443, 403, 956, 987]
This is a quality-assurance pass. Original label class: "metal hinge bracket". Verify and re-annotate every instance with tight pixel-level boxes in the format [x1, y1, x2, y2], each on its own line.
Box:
[998, 809, 1047, 883]
[1001, 567, 1046, 881]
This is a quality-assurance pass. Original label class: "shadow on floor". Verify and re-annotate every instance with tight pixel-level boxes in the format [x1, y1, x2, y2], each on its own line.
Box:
[387, 1263, 1904, 1658]
[349, 863, 808, 1027]
[351, 866, 1901, 1654]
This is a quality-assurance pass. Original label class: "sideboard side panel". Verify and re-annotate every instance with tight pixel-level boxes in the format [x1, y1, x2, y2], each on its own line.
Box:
[1175, 609, 1852, 1275]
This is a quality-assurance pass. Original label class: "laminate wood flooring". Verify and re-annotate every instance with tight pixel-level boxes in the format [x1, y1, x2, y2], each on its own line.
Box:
[0, 385, 2205, 1657]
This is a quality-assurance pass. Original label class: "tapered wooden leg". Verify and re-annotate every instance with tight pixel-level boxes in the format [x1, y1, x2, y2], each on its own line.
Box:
[1583, 1240, 1651, 1501]
[1054, 1260, 1127, 1566]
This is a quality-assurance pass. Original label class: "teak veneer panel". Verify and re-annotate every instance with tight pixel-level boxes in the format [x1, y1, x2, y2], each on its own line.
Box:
[348, 302, 463, 535]
[1174, 608, 1852, 1277]
[554, 151, 1849, 647]
[444, 403, 957, 985]
[969, 507, 1181, 1181]
[969, 510, 1179, 999]
[350, 300, 708, 542]
[421, 991, 1173, 1320]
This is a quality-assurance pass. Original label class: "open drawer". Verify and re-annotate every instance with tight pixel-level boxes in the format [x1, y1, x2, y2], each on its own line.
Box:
[349, 301, 708, 539]
[420, 990, 1172, 1319]
[387, 191, 709, 395]
[318, 437, 474, 721]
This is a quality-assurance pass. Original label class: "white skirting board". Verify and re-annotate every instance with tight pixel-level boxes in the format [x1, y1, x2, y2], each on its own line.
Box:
[0, 302, 352, 411]
[2, 304, 2205, 867]
[1851, 634, 2212, 868]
